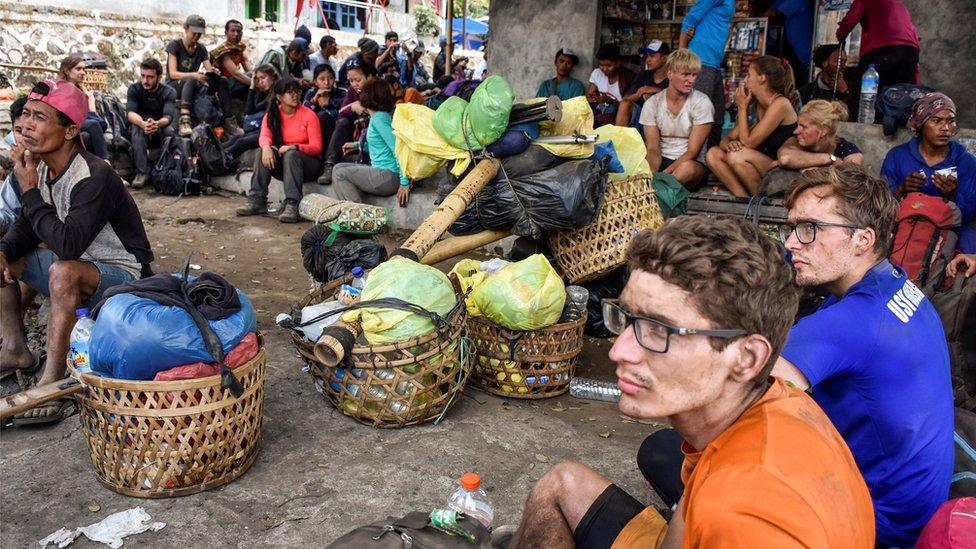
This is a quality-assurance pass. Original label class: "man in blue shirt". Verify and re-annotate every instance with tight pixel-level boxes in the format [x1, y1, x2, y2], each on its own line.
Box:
[536, 48, 587, 101]
[768, 0, 814, 81]
[680, 0, 734, 147]
[773, 163, 954, 547]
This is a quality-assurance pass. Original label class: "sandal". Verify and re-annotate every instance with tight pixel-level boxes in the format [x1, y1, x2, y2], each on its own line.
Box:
[0, 351, 45, 394]
[11, 397, 77, 427]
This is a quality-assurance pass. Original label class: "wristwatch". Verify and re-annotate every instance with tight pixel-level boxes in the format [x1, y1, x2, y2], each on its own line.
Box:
[829, 153, 839, 163]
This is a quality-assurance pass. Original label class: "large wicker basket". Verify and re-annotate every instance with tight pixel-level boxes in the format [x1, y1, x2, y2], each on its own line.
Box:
[292, 279, 470, 428]
[548, 175, 664, 283]
[76, 341, 266, 498]
[468, 315, 586, 399]
[82, 69, 108, 92]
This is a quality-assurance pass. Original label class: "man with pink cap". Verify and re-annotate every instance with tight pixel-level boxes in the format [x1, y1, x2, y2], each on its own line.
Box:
[0, 79, 154, 424]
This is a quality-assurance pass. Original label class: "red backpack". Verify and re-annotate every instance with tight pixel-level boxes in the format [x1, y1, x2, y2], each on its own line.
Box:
[889, 192, 962, 295]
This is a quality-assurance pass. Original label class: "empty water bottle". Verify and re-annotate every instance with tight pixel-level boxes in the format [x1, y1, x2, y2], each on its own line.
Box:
[858, 65, 879, 124]
[350, 266, 367, 290]
[447, 472, 494, 530]
[570, 377, 621, 402]
[69, 307, 95, 373]
[559, 286, 590, 323]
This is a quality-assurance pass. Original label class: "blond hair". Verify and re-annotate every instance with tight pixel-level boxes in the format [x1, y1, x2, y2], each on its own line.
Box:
[666, 49, 701, 74]
[800, 100, 849, 137]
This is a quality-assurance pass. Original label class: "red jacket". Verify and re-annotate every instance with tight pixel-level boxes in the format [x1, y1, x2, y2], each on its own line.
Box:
[837, 0, 920, 55]
[258, 104, 322, 157]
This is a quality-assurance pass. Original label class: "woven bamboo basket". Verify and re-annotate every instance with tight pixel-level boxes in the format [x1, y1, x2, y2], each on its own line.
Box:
[548, 175, 664, 283]
[81, 69, 108, 91]
[76, 341, 266, 498]
[292, 278, 471, 428]
[467, 315, 586, 399]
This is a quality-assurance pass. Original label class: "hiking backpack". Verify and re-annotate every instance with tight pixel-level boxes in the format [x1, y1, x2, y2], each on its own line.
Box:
[889, 192, 961, 296]
[190, 124, 239, 177]
[876, 83, 935, 136]
[932, 275, 976, 412]
[149, 136, 202, 196]
[93, 91, 131, 154]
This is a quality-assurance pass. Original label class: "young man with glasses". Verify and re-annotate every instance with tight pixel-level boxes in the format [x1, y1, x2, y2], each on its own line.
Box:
[503, 215, 874, 548]
[773, 163, 953, 547]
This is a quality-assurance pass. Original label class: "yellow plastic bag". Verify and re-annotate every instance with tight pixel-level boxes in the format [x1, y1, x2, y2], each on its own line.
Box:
[595, 125, 651, 181]
[341, 258, 457, 344]
[471, 254, 566, 331]
[392, 104, 472, 180]
[448, 259, 488, 317]
[536, 96, 596, 159]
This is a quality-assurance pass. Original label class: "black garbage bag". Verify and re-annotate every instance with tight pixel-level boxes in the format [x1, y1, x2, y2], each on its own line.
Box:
[582, 266, 629, 338]
[451, 157, 609, 239]
[300, 225, 388, 283]
[498, 145, 563, 178]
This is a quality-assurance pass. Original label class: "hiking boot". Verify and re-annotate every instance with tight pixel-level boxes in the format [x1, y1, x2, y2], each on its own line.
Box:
[130, 173, 148, 189]
[278, 201, 301, 223]
[317, 163, 334, 185]
[223, 117, 244, 136]
[179, 107, 193, 138]
[236, 201, 268, 216]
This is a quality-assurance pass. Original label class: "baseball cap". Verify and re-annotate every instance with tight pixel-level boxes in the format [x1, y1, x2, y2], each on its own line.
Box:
[288, 37, 312, 54]
[295, 24, 312, 43]
[27, 80, 88, 127]
[185, 14, 206, 33]
[639, 39, 670, 56]
[556, 48, 579, 65]
[358, 37, 379, 55]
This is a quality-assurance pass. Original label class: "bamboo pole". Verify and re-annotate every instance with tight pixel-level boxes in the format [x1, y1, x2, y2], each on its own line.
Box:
[420, 230, 510, 265]
[0, 378, 81, 420]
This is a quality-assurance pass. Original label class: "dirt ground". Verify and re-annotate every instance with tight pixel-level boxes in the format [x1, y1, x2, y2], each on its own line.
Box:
[0, 190, 664, 547]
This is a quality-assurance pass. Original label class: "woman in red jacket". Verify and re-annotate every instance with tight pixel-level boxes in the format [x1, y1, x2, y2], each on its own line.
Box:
[236, 77, 322, 223]
[837, 0, 920, 91]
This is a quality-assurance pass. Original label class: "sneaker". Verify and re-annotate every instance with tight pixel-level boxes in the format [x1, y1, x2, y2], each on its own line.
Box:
[179, 116, 192, 138]
[235, 201, 268, 216]
[491, 525, 516, 549]
[278, 201, 301, 223]
[130, 173, 148, 189]
[223, 117, 244, 136]
[317, 163, 334, 185]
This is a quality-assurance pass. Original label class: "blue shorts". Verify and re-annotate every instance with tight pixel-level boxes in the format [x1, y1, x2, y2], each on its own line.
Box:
[19, 249, 136, 307]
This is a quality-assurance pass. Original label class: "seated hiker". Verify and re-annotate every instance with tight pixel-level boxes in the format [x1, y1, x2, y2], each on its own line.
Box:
[0, 80, 154, 424]
[587, 43, 634, 126]
[376, 31, 402, 68]
[881, 92, 976, 253]
[224, 63, 280, 159]
[126, 58, 177, 189]
[948, 253, 976, 277]
[1, 97, 28, 235]
[236, 77, 322, 223]
[616, 39, 670, 128]
[210, 19, 252, 127]
[536, 48, 586, 101]
[433, 37, 449, 82]
[772, 163, 953, 546]
[319, 61, 375, 184]
[165, 14, 220, 137]
[258, 38, 314, 90]
[57, 55, 108, 159]
[330, 79, 410, 207]
[798, 43, 851, 111]
[640, 49, 713, 190]
[303, 64, 344, 154]
[777, 99, 863, 169]
[310, 34, 340, 75]
[338, 38, 380, 88]
[706, 56, 799, 196]
[505, 215, 874, 548]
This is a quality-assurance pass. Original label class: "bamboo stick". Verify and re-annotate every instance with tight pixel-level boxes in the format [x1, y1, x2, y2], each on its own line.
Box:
[420, 230, 511, 265]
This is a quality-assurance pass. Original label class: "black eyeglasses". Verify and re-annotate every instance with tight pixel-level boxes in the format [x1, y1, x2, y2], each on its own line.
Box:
[602, 300, 746, 353]
[779, 220, 862, 245]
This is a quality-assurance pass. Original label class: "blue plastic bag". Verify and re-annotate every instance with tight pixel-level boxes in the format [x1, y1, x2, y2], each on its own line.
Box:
[89, 290, 257, 380]
[590, 141, 625, 174]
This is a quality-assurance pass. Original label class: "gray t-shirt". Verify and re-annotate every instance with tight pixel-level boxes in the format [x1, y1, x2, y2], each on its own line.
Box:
[639, 89, 714, 160]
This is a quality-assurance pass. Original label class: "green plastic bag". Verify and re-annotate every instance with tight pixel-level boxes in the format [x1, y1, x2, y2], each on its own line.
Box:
[432, 96, 479, 151]
[341, 258, 457, 344]
[652, 172, 690, 217]
[468, 75, 514, 148]
[471, 254, 566, 331]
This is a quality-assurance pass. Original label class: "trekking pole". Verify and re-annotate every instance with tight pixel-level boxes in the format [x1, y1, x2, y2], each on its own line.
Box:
[832, 39, 845, 101]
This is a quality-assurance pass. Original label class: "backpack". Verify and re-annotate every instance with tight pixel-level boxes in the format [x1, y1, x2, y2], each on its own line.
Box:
[932, 275, 976, 412]
[889, 192, 961, 295]
[93, 91, 131, 154]
[149, 136, 202, 196]
[190, 124, 239, 177]
[877, 83, 935, 136]
[951, 407, 976, 498]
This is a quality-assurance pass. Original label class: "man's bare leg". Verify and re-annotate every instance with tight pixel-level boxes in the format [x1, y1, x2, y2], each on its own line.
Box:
[0, 257, 34, 371]
[511, 461, 612, 548]
[36, 261, 100, 386]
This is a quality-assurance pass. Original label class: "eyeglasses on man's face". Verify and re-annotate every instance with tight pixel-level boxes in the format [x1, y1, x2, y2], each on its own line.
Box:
[779, 220, 862, 245]
[602, 299, 746, 353]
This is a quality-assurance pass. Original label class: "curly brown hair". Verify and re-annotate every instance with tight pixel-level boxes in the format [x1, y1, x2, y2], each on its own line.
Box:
[786, 163, 898, 257]
[627, 216, 799, 383]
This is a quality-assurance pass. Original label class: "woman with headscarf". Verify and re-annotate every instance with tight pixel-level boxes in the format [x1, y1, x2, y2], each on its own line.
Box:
[881, 92, 976, 253]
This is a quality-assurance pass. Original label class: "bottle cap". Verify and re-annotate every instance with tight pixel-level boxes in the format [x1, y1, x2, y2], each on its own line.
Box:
[460, 472, 481, 490]
[868, 64, 876, 70]
[351, 266, 364, 277]
[75, 307, 90, 318]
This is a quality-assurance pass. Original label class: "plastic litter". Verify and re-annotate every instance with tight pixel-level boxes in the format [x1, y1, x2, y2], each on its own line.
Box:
[38, 507, 166, 549]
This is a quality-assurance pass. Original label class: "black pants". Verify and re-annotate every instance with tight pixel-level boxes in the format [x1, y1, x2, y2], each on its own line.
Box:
[325, 116, 354, 164]
[81, 119, 108, 159]
[249, 148, 322, 204]
[636, 428, 685, 508]
[225, 131, 260, 158]
[217, 77, 249, 119]
[129, 124, 177, 174]
[169, 77, 204, 109]
[316, 111, 337, 158]
[858, 45, 919, 92]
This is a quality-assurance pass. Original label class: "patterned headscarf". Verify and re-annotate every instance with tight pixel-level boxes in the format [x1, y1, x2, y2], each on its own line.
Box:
[908, 92, 956, 131]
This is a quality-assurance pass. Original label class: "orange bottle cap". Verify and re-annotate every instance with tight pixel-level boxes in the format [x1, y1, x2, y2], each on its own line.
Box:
[460, 472, 481, 490]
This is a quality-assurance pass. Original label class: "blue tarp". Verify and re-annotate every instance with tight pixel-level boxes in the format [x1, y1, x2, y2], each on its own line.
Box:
[451, 17, 488, 50]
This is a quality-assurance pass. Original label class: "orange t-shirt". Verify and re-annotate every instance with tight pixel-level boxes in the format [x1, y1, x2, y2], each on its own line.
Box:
[613, 378, 875, 548]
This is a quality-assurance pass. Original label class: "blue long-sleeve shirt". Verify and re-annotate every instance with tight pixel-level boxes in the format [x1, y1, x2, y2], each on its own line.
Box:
[881, 137, 976, 253]
[681, 0, 735, 69]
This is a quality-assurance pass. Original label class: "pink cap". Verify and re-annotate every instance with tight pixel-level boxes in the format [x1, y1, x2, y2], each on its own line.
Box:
[27, 79, 88, 127]
[916, 497, 976, 549]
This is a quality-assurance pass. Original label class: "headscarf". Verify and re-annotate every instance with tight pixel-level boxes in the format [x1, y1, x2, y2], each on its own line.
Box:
[908, 92, 956, 131]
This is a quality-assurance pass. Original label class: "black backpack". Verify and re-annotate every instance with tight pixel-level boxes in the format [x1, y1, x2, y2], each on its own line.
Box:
[876, 83, 935, 136]
[191, 124, 239, 177]
[150, 136, 202, 196]
[94, 91, 131, 154]
[931, 275, 976, 411]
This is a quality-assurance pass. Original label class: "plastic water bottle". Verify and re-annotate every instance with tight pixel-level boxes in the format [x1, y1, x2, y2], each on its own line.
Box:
[570, 377, 621, 402]
[350, 266, 367, 290]
[447, 472, 494, 530]
[558, 286, 589, 323]
[858, 65, 879, 124]
[69, 307, 95, 373]
[299, 299, 344, 341]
